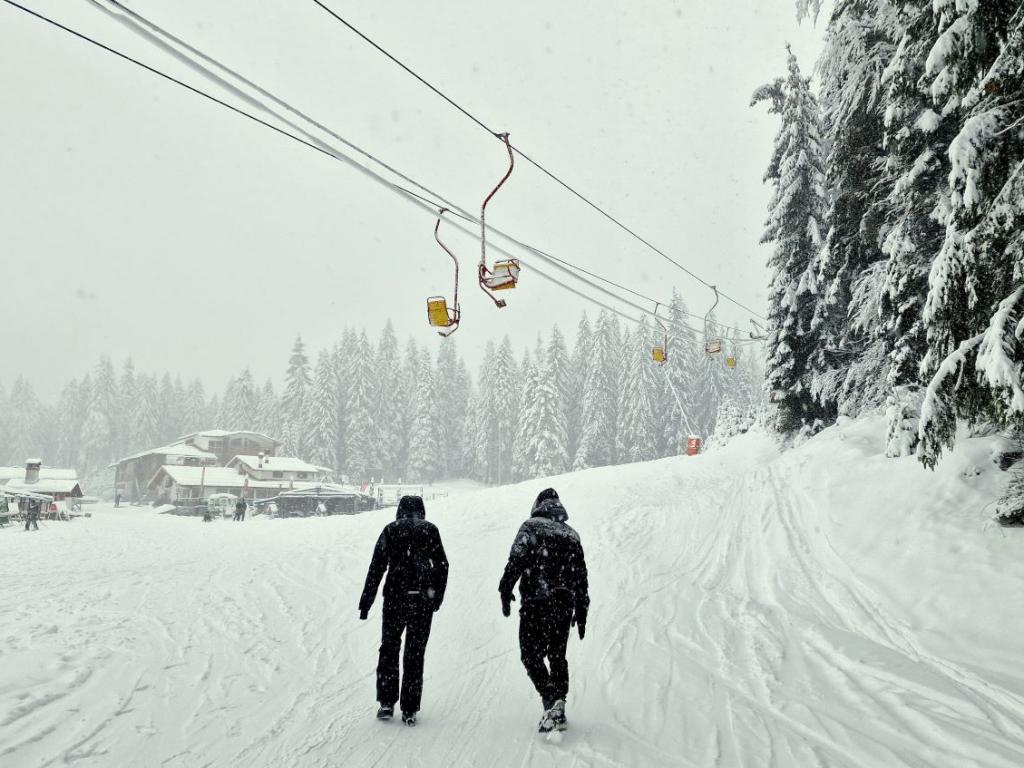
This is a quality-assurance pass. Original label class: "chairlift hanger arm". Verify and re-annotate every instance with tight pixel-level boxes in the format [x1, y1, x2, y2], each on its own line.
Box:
[479, 132, 516, 308]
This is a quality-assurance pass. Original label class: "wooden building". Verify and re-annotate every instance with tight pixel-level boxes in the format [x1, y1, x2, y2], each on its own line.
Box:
[1, 459, 83, 501]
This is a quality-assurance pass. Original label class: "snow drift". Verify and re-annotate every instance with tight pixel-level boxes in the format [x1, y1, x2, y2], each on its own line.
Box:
[2, 415, 1023, 767]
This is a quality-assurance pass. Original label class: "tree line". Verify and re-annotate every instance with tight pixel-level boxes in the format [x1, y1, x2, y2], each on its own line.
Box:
[758, 2, 1024, 475]
[0, 298, 761, 490]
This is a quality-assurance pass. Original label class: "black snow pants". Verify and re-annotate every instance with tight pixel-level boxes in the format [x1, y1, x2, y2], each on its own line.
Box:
[377, 594, 434, 713]
[519, 592, 574, 706]
[25, 518, 38, 531]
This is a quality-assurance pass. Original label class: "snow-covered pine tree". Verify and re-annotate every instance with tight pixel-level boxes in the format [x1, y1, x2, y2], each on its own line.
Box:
[332, 330, 357, 473]
[373, 322, 404, 479]
[218, 376, 238, 429]
[528, 342, 571, 477]
[434, 338, 469, 480]
[514, 348, 538, 480]
[281, 336, 312, 457]
[806, 2, 900, 423]
[467, 341, 497, 483]
[659, 291, 699, 456]
[449, 355, 473, 479]
[616, 325, 658, 464]
[117, 359, 137, 458]
[306, 351, 339, 472]
[545, 326, 572, 463]
[566, 312, 591, 461]
[489, 337, 521, 485]
[55, 379, 80, 467]
[5, 377, 40, 464]
[204, 394, 220, 433]
[392, 338, 420, 480]
[918, 5, 1024, 468]
[254, 380, 279, 439]
[182, 380, 207, 436]
[878, 0, 952, 456]
[155, 373, 181, 444]
[132, 374, 161, 452]
[344, 331, 378, 480]
[574, 311, 619, 469]
[224, 369, 256, 433]
[407, 350, 441, 483]
[80, 358, 119, 472]
[707, 395, 748, 450]
[752, 46, 829, 434]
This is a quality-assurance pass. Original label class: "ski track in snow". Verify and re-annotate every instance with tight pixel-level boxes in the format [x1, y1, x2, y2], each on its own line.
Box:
[2, 419, 1024, 767]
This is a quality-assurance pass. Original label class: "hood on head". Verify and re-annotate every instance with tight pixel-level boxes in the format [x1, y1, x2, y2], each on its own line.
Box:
[396, 495, 426, 520]
[531, 488, 568, 522]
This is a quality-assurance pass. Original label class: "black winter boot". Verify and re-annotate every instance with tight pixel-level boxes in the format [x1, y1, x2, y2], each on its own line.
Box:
[376, 704, 394, 720]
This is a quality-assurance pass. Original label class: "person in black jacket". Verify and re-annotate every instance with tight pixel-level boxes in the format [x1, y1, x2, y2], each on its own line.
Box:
[359, 495, 448, 727]
[499, 488, 589, 732]
[233, 497, 247, 522]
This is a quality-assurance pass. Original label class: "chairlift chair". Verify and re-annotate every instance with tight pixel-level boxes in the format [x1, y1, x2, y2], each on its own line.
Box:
[426, 208, 461, 337]
[703, 286, 723, 356]
[652, 302, 668, 365]
[478, 132, 519, 307]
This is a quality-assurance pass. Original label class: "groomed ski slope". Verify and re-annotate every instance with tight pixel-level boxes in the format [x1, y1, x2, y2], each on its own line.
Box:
[3, 415, 1024, 767]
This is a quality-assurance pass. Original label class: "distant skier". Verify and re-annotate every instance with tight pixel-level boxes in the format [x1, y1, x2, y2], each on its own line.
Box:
[199, 501, 212, 523]
[233, 497, 247, 522]
[114, 489, 122, 508]
[499, 488, 589, 733]
[25, 501, 40, 531]
[359, 495, 449, 727]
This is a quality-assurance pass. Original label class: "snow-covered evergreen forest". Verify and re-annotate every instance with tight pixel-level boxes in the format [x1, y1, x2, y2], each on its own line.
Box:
[0, 298, 761, 488]
[760, 2, 1024, 492]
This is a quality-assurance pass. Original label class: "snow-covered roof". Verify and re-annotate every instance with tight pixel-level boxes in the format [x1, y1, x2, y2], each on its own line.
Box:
[113, 443, 219, 465]
[227, 455, 325, 474]
[276, 483, 371, 498]
[5, 478, 82, 495]
[0, 467, 79, 483]
[149, 465, 320, 491]
[177, 429, 281, 445]
[0, 487, 53, 502]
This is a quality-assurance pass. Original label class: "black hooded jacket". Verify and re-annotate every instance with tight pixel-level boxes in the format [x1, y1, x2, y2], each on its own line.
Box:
[359, 496, 449, 613]
[499, 490, 589, 615]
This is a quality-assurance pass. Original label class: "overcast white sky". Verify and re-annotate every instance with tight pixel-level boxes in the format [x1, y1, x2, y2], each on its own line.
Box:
[1, 0, 825, 399]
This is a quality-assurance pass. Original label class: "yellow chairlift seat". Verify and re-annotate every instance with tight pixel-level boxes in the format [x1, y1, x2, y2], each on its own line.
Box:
[705, 339, 723, 355]
[726, 355, 737, 369]
[482, 259, 520, 291]
[652, 346, 667, 364]
[427, 296, 456, 328]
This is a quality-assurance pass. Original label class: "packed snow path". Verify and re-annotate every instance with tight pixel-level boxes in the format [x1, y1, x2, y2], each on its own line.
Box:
[3, 417, 1024, 767]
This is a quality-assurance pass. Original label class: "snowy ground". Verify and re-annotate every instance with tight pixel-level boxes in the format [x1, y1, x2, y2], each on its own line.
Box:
[2, 416, 1024, 767]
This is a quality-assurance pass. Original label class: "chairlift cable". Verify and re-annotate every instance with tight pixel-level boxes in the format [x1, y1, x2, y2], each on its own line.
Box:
[308, 0, 767, 322]
[84, 0, 753, 338]
[3, 0, 755, 350]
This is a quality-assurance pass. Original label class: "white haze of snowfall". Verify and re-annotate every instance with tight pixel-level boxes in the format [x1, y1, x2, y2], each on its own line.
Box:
[2, 414, 1023, 768]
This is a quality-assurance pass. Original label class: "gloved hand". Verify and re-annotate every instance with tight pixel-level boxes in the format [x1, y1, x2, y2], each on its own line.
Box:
[501, 593, 515, 617]
[572, 609, 587, 640]
[359, 608, 369, 621]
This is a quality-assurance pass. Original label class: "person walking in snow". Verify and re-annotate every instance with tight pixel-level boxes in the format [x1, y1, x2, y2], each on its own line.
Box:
[359, 495, 449, 727]
[24, 501, 40, 531]
[499, 488, 589, 733]
[233, 497, 247, 522]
